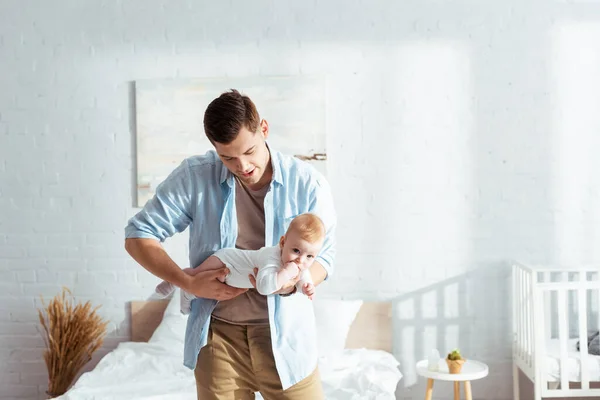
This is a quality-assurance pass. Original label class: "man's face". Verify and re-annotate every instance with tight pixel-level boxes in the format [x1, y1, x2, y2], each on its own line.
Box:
[213, 120, 271, 190]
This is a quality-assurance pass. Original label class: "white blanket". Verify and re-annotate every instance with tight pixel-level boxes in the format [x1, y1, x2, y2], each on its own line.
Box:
[56, 342, 402, 400]
[545, 338, 600, 382]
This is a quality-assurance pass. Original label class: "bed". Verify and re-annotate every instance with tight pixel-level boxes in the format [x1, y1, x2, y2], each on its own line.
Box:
[513, 262, 600, 399]
[55, 291, 402, 400]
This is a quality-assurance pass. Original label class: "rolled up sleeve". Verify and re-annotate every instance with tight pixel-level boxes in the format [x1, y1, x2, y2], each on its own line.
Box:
[309, 176, 337, 279]
[125, 160, 194, 242]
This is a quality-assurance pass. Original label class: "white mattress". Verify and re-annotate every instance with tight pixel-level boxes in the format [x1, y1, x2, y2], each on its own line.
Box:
[545, 338, 600, 382]
[55, 341, 402, 400]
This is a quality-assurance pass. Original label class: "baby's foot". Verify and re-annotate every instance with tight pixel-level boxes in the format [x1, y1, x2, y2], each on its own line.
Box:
[180, 290, 197, 315]
[155, 281, 175, 298]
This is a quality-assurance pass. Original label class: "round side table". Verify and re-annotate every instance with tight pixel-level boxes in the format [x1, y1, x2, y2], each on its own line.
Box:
[416, 359, 489, 400]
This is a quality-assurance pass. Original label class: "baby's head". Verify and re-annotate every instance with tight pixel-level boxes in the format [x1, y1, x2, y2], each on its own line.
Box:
[279, 213, 326, 271]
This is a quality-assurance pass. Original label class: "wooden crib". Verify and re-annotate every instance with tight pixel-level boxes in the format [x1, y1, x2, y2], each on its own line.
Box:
[513, 262, 600, 399]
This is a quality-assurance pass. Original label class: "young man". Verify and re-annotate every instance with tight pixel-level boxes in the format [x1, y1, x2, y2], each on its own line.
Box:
[124, 89, 336, 400]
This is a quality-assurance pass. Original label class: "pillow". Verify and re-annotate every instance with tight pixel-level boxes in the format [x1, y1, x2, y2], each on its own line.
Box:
[148, 289, 188, 348]
[312, 296, 363, 359]
[147, 291, 363, 359]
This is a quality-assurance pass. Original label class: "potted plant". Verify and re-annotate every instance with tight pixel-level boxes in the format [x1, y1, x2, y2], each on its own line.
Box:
[38, 287, 109, 398]
[446, 348, 466, 374]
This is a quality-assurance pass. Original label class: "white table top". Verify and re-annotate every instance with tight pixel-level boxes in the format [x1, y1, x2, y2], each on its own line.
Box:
[416, 359, 489, 381]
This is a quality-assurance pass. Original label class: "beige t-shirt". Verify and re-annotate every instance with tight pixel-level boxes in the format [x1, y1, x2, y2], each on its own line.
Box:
[211, 177, 270, 325]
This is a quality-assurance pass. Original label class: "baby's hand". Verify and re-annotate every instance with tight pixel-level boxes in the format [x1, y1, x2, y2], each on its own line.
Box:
[302, 282, 315, 300]
[283, 261, 300, 278]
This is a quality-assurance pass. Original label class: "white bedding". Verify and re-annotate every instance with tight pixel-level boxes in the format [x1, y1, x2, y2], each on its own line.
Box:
[57, 293, 401, 399]
[545, 338, 600, 382]
[55, 341, 402, 400]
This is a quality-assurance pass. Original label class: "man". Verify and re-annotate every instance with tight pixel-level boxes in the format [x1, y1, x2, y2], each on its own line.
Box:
[124, 89, 336, 399]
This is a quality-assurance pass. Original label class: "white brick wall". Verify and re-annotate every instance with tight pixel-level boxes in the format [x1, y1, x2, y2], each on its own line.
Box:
[1, 0, 600, 399]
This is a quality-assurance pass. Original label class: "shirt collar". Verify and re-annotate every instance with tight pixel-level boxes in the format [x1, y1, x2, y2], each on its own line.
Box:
[268, 143, 284, 186]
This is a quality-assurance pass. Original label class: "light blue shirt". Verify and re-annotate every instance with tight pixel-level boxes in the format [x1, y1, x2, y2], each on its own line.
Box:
[124, 147, 337, 390]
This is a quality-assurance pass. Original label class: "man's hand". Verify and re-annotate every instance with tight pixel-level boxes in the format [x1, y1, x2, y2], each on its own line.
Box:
[184, 267, 247, 301]
[248, 267, 301, 295]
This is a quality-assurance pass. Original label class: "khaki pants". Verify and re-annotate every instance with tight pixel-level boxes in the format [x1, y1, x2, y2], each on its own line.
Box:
[195, 318, 324, 400]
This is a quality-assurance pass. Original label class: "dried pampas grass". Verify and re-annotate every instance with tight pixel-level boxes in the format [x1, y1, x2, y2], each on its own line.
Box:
[38, 287, 109, 398]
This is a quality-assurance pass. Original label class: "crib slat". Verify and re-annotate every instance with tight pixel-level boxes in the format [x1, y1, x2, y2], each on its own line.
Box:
[524, 267, 531, 366]
[524, 267, 528, 365]
[525, 268, 531, 365]
[515, 265, 523, 361]
[528, 270, 533, 366]
[544, 272, 551, 344]
[558, 289, 569, 391]
[533, 286, 546, 398]
[578, 283, 590, 389]
[519, 268, 524, 361]
[596, 271, 600, 334]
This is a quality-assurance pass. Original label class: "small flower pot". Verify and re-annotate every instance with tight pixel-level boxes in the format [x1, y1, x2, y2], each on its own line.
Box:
[446, 358, 466, 374]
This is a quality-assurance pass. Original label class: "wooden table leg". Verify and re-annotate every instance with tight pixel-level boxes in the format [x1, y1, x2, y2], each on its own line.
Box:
[464, 381, 472, 400]
[425, 379, 434, 400]
[454, 381, 460, 400]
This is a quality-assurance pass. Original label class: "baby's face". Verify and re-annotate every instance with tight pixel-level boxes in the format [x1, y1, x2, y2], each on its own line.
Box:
[279, 229, 324, 272]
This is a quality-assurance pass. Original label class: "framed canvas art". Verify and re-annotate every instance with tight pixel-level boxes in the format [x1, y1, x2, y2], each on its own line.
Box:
[134, 76, 327, 207]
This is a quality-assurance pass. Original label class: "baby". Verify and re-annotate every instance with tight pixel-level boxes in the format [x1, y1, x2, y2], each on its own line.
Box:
[156, 213, 326, 314]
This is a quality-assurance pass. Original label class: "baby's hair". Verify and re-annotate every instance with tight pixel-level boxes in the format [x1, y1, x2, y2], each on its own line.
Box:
[287, 213, 326, 243]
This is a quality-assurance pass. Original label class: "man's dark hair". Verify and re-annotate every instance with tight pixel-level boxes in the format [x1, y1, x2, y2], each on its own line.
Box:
[203, 89, 260, 144]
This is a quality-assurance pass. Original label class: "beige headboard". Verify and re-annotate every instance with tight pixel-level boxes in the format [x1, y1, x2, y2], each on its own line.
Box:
[131, 300, 392, 352]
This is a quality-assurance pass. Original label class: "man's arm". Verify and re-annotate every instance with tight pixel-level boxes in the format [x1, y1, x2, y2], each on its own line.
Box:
[308, 175, 337, 283]
[125, 238, 246, 301]
[124, 160, 246, 301]
[308, 261, 327, 286]
[125, 238, 191, 289]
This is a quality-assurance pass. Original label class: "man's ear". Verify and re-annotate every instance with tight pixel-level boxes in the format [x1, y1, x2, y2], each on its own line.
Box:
[279, 235, 285, 248]
[260, 119, 269, 140]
